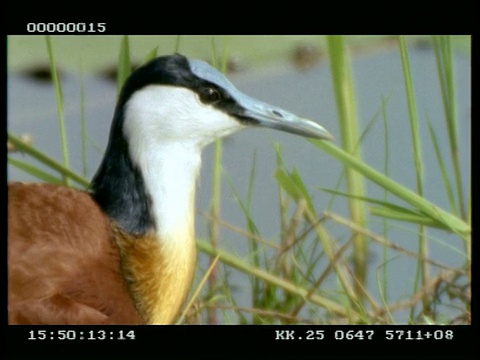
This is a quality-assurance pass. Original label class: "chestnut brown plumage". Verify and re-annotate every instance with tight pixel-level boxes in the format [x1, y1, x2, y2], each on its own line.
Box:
[8, 183, 142, 324]
[7, 54, 332, 325]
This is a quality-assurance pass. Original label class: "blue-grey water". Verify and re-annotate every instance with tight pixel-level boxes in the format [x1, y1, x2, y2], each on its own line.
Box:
[7, 46, 471, 324]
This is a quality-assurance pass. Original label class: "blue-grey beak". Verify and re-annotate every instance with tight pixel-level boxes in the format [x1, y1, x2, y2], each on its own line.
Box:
[237, 93, 334, 140]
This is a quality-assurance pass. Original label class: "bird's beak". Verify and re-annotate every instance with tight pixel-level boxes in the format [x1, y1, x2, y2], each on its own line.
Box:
[236, 93, 334, 141]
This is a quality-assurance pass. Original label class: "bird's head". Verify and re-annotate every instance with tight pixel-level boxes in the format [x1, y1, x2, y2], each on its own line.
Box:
[116, 53, 333, 151]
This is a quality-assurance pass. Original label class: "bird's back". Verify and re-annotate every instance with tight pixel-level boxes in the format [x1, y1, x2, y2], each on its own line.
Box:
[8, 182, 142, 324]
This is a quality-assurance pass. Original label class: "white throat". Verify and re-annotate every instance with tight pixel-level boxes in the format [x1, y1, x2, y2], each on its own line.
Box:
[136, 143, 201, 241]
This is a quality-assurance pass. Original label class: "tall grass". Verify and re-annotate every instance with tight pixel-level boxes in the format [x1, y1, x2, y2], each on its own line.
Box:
[45, 36, 70, 186]
[398, 35, 429, 318]
[205, 36, 231, 324]
[326, 36, 367, 304]
[8, 35, 470, 324]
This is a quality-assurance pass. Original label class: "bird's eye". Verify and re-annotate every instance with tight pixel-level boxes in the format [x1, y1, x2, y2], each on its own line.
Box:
[199, 87, 222, 104]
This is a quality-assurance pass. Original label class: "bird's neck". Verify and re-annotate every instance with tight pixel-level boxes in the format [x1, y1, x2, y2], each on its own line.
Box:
[94, 142, 201, 324]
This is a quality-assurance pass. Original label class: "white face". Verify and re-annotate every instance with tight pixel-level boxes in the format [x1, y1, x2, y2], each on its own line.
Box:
[123, 85, 244, 151]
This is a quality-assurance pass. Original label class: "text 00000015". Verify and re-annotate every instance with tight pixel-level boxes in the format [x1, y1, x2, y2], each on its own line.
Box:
[26, 23, 106, 33]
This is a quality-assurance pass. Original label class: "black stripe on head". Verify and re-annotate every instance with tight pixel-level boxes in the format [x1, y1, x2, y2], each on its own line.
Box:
[117, 54, 194, 108]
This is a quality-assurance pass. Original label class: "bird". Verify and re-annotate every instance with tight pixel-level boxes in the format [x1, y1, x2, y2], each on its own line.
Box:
[8, 53, 333, 325]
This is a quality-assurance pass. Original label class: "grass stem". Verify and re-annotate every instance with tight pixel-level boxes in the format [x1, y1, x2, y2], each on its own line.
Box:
[45, 36, 70, 185]
[326, 35, 367, 299]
